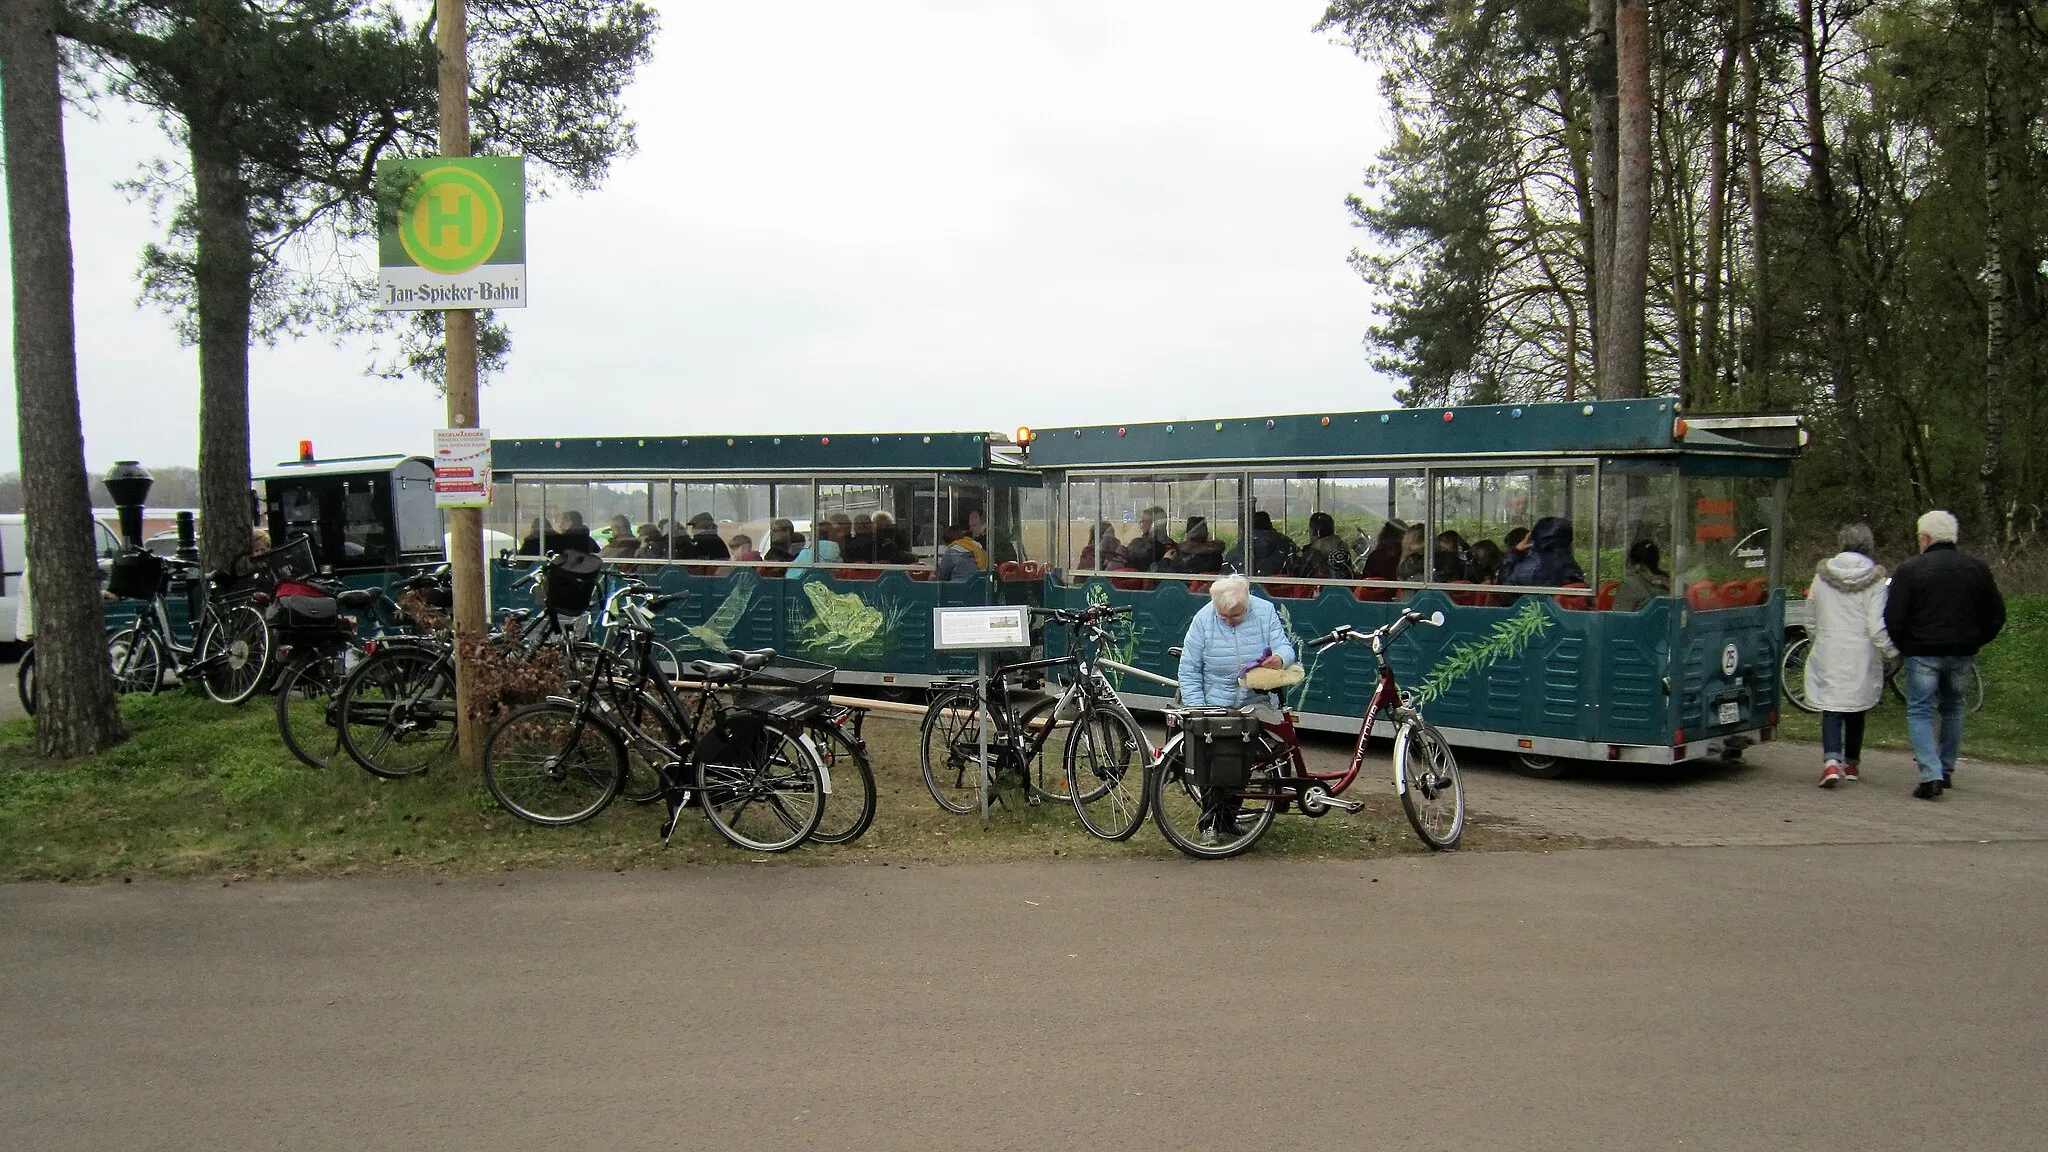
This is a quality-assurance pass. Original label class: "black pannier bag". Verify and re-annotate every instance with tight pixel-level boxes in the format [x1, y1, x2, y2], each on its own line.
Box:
[1182, 705, 1259, 788]
[106, 551, 167, 601]
[266, 595, 345, 640]
[541, 551, 604, 615]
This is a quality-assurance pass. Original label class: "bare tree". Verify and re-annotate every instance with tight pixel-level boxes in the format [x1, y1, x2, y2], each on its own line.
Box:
[1, 0, 127, 756]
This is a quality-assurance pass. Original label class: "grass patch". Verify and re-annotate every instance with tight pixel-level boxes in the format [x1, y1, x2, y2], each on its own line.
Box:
[1777, 594, 2048, 764]
[0, 692, 1467, 882]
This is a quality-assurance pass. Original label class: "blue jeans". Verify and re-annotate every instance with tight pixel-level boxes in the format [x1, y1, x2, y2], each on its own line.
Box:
[1820, 711, 1866, 764]
[1904, 655, 1972, 784]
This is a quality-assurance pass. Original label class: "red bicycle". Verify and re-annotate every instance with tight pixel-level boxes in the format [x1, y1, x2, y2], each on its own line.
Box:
[1148, 608, 1464, 859]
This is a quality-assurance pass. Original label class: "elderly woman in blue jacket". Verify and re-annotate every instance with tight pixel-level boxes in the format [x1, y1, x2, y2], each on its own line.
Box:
[1177, 575, 1294, 838]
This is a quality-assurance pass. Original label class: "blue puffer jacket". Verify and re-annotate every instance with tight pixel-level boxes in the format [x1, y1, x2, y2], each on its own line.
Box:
[1177, 598, 1296, 708]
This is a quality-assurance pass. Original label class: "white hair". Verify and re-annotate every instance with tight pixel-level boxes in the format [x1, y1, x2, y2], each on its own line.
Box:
[1209, 574, 1251, 615]
[1916, 510, 1959, 545]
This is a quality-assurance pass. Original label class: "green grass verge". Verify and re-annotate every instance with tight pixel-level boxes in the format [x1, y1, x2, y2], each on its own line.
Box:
[0, 693, 1473, 882]
[1777, 594, 2048, 765]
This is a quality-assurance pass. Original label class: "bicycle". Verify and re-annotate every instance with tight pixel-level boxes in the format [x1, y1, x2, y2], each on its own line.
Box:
[272, 568, 448, 770]
[1145, 607, 1464, 859]
[917, 603, 1151, 840]
[1781, 637, 1986, 715]
[102, 549, 273, 706]
[330, 553, 609, 778]
[481, 580, 830, 852]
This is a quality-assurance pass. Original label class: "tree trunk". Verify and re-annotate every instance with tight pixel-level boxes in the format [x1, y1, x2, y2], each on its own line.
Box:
[1738, 0, 1771, 407]
[189, 136, 257, 571]
[1, 0, 128, 757]
[1979, 0, 2017, 544]
[1696, 20, 1738, 410]
[1653, 19, 1693, 403]
[1799, 0, 1861, 505]
[1602, 0, 1652, 399]
[1588, 0, 1620, 389]
[1554, 41, 1597, 400]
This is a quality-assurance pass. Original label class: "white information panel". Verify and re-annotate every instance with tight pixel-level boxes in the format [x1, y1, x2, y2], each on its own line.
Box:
[932, 606, 1029, 651]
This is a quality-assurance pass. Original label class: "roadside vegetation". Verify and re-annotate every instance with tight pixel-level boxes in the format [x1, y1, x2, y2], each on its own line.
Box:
[0, 696, 1477, 882]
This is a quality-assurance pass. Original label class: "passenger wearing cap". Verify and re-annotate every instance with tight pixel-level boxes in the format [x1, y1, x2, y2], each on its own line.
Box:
[675, 512, 730, 562]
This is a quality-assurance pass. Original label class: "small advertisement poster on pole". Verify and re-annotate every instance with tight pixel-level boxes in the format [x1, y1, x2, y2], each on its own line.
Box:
[433, 428, 493, 509]
[375, 156, 526, 311]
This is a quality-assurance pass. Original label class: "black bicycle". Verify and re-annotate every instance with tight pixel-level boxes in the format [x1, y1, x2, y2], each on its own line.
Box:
[272, 568, 448, 770]
[103, 549, 273, 706]
[481, 580, 830, 852]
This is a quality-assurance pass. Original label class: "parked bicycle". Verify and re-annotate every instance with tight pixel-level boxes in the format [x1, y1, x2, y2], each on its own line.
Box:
[1781, 638, 1986, 715]
[1145, 608, 1464, 859]
[102, 548, 274, 706]
[917, 603, 1151, 840]
[480, 579, 831, 853]
[272, 568, 449, 770]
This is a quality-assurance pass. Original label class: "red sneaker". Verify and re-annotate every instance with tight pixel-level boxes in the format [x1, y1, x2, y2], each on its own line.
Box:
[1819, 761, 1843, 789]
[1841, 762, 1860, 782]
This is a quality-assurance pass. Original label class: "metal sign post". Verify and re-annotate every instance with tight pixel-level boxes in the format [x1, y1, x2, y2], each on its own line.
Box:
[932, 606, 1031, 823]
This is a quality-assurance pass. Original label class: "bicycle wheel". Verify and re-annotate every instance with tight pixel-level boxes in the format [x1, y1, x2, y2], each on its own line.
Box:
[696, 717, 825, 852]
[484, 701, 627, 826]
[337, 645, 458, 778]
[595, 680, 680, 804]
[809, 712, 877, 845]
[1781, 636, 1816, 714]
[107, 627, 164, 696]
[1149, 738, 1280, 860]
[1967, 662, 1986, 714]
[16, 644, 34, 716]
[197, 604, 272, 705]
[1064, 705, 1149, 841]
[274, 648, 350, 770]
[1395, 717, 1463, 850]
[920, 687, 994, 815]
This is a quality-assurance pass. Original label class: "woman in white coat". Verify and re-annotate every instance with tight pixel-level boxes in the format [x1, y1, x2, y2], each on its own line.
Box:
[1807, 523, 1899, 787]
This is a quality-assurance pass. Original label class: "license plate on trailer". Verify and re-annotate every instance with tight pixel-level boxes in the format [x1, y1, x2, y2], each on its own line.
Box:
[1717, 701, 1741, 726]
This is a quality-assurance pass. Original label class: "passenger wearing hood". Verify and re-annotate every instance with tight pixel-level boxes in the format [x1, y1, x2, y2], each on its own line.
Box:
[1501, 516, 1585, 587]
[1806, 523, 1899, 788]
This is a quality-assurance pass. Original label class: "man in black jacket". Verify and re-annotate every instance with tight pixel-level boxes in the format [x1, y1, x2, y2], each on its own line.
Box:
[1883, 510, 2005, 799]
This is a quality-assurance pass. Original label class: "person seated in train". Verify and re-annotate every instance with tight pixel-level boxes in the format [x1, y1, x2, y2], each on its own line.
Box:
[1359, 520, 1407, 580]
[518, 517, 545, 556]
[869, 511, 912, 564]
[1124, 506, 1177, 571]
[842, 513, 877, 564]
[1497, 526, 1536, 583]
[958, 512, 991, 571]
[1298, 512, 1352, 579]
[1176, 517, 1225, 574]
[632, 522, 667, 559]
[728, 533, 762, 563]
[1467, 538, 1503, 583]
[600, 515, 640, 559]
[673, 512, 730, 562]
[936, 525, 982, 581]
[1394, 523, 1429, 581]
[1077, 521, 1126, 570]
[1226, 511, 1300, 577]
[1432, 530, 1473, 582]
[792, 516, 844, 574]
[1502, 516, 1586, 587]
[761, 519, 800, 576]
[1611, 539, 1671, 611]
[550, 510, 600, 555]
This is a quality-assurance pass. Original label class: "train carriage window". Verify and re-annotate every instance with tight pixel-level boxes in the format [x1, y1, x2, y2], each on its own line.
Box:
[820, 482, 920, 566]
[487, 481, 533, 558]
[1432, 466, 1594, 588]
[1072, 474, 1241, 576]
[1600, 463, 1678, 609]
[341, 478, 389, 561]
[1678, 474, 1780, 608]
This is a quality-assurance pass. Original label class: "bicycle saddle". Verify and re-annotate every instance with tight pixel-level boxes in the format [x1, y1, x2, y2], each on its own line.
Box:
[336, 589, 381, 610]
[726, 649, 774, 671]
[687, 660, 745, 683]
[1168, 646, 1183, 659]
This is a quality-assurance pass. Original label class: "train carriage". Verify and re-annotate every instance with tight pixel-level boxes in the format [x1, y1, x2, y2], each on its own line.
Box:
[1027, 400, 1803, 769]
[485, 431, 1044, 689]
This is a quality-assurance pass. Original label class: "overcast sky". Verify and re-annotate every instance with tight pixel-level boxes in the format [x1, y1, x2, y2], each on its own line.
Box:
[0, 0, 1392, 475]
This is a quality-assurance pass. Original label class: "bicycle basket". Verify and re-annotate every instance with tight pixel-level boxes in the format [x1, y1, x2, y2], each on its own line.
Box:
[105, 551, 167, 601]
[745, 656, 835, 702]
[1180, 705, 1258, 788]
[541, 551, 604, 614]
[247, 535, 319, 588]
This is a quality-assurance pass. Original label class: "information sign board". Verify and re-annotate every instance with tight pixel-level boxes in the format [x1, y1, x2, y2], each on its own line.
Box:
[932, 606, 1029, 651]
[432, 427, 492, 508]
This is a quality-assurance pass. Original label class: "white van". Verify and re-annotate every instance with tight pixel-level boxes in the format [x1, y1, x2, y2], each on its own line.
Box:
[1, 513, 128, 646]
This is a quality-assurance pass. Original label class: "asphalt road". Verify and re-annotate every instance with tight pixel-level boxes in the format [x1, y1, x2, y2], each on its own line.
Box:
[5, 844, 2045, 1152]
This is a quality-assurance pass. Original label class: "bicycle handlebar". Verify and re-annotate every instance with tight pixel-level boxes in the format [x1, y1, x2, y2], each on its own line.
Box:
[1305, 608, 1444, 652]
